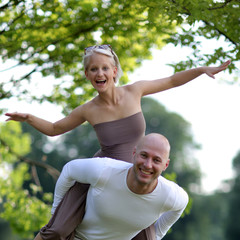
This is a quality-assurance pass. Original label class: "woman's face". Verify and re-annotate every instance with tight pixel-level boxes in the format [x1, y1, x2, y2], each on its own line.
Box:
[85, 53, 117, 92]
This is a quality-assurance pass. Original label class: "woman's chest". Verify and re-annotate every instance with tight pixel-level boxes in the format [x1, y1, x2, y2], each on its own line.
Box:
[87, 92, 142, 125]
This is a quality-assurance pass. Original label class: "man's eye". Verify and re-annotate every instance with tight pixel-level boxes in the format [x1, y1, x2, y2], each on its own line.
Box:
[141, 154, 147, 158]
[103, 67, 108, 71]
[90, 68, 97, 71]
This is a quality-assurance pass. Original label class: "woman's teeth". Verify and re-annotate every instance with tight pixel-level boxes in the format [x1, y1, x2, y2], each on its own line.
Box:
[96, 80, 106, 84]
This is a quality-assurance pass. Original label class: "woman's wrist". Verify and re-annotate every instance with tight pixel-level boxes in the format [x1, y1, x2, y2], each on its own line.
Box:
[25, 113, 33, 123]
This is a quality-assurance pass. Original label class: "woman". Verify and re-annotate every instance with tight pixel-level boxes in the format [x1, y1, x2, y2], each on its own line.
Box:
[5, 45, 230, 240]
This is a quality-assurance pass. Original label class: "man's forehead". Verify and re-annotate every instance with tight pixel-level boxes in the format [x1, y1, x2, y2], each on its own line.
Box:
[139, 145, 164, 156]
[139, 140, 169, 159]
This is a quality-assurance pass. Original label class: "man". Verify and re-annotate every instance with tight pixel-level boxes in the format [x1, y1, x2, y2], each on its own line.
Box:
[36, 133, 188, 240]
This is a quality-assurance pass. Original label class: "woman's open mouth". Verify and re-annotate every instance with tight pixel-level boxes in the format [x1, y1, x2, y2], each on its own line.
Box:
[96, 80, 106, 85]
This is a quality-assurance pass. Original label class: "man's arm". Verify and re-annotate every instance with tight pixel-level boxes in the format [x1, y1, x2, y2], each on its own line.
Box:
[154, 187, 189, 239]
[52, 158, 108, 213]
[33, 158, 111, 240]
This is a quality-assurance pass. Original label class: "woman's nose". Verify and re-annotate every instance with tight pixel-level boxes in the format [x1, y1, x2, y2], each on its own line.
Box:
[97, 69, 103, 76]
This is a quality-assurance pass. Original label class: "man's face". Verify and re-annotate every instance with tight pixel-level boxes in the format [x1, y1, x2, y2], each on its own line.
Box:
[132, 135, 170, 191]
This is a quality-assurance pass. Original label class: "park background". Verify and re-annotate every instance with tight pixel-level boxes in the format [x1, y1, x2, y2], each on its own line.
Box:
[0, 0, 240, 239]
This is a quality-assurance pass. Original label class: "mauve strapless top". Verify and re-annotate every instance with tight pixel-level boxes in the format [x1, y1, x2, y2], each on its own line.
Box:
[93, 112, 146, 163]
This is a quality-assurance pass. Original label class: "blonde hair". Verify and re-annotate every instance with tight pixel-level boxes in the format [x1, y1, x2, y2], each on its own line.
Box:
[83, 47, 123, 83]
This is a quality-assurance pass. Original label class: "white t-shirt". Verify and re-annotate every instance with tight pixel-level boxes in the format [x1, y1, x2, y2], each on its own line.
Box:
[52, 157, 188, 240]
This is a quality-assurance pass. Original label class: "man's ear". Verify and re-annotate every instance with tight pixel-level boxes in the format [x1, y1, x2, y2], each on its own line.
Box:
[163, 158, 170, 171]
[132, 147, 137, 156]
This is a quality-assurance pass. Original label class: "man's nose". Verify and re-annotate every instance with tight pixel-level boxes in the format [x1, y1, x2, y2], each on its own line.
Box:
[143, 158, 152, 169]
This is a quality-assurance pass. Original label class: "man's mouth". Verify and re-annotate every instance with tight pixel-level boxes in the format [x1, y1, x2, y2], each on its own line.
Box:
[140, 169, 152, 175]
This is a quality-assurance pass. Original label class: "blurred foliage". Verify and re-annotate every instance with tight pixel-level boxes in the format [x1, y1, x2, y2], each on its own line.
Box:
[0, 0, 239, 114]
[164, 0, 240, 74]
[168, 191, 229, 240]
[0, 122, 51, 239]
[225, 150, 240, 240]
[0, 0, 175, 112]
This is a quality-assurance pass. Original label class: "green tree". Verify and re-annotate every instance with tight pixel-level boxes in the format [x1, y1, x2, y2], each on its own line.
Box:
[174, 192, 229, 240]
[164, 0, 239, 75]
[0, 122, 52, 239]
[0, 0, 239, 114]
[19, 120, 100, 195]
[225, 150, 240, 240]
[21, 122, 63, 195]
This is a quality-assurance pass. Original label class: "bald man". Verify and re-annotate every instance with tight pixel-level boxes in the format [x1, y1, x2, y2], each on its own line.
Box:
[35, 133, 188, 240]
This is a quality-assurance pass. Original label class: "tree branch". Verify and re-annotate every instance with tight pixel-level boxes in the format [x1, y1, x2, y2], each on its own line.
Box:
[21, 156, 60, 181]
[202, 20, 237, 46]
[0, 138, 60, 183]
[0, 21, 100, 76]
[207, 0, 233, 10]
[31, 164, 41, 187]
[0, 9, 26, 35]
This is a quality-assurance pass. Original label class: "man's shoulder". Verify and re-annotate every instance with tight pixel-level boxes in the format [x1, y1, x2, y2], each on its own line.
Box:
[158, 175, 181, 187]
[158, 175, 176, 186]
[158, 176, 189, 207]
[69, 157, 131, 176]
[86, 157, 131, 171]
[158, 176, 185, 192]
[91, 158, 131, 187]
[101, 157, 132, 169]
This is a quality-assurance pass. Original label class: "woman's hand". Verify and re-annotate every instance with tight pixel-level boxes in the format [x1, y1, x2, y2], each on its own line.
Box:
[204, 60, 231, 79]
[5, 112, 29, 122]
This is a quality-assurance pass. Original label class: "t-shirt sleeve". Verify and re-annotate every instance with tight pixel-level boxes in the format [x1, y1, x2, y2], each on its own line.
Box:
[51, 157, 110, 214]
[154, 184, 189, 239]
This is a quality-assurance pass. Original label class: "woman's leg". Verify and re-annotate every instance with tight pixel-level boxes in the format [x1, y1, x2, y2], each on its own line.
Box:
[132, 224, 156, 240]
[34, 232, 43, 240]
[39, 182, 89, 240]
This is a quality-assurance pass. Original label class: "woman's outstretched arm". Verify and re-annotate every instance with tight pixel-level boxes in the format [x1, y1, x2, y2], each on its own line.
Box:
[5, 105, 86, 136]
[134, 60, 231, 97]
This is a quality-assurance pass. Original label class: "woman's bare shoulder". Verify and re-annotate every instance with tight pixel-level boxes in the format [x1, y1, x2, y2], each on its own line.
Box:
[122, 80, 146, 96]
[70, 99, 96, 118]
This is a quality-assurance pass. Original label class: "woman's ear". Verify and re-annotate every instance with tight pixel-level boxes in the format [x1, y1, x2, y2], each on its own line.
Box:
[113, 66, 117, 77]
[85, 70, 88, 79]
